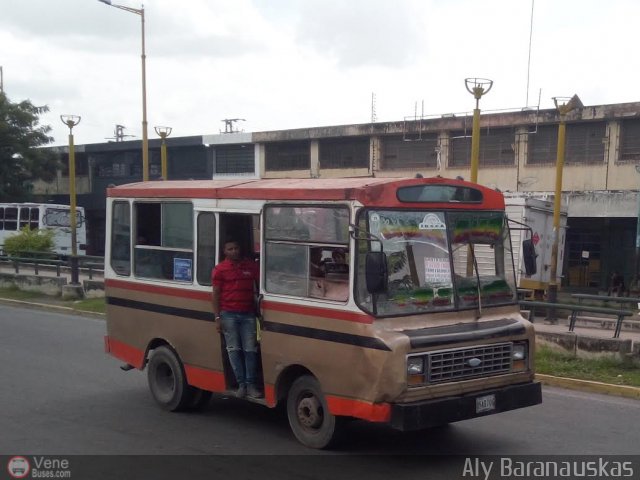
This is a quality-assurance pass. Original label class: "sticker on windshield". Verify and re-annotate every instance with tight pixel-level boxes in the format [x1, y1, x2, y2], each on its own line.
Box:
[419, 214, 446, 230]
[424, 257, 452, 284]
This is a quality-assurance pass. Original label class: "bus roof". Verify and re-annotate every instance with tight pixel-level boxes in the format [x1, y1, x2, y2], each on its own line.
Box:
[0, 202, 80, 210]
[107, 177, 505, 209]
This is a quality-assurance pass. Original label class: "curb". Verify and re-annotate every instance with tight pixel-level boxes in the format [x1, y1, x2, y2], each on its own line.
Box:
[536, 373, 640, 400]
[0, 297, 105, 320]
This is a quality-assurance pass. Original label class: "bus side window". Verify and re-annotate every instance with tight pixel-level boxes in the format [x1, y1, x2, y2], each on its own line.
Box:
[197, 212, 216, 285]
[133, 202, 193, 282]
[30, 208, 39, 230]
[4, 208, 17, 231]
[265, 205, 350, 302]
[19, 208, 30, 230]
[111, 201, 131, 276]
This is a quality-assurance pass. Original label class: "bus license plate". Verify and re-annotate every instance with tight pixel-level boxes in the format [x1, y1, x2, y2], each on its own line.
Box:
[476, 394, 496, 413]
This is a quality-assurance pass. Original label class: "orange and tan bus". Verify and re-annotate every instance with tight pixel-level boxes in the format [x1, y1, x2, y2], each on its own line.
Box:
[104, 177, 541, 449]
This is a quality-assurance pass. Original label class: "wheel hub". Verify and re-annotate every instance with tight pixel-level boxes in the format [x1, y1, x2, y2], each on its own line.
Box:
[297, 395, 323, 429]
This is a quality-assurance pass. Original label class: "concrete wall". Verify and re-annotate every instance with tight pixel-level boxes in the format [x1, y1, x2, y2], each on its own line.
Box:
[0, 273, 104, 298]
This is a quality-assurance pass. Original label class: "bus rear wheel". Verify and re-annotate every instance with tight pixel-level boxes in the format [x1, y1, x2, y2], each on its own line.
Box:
[286, 375, 342, 449]
[147, 346, 191, 412]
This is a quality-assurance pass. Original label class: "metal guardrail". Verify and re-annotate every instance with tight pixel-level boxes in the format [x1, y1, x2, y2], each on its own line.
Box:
[0, 252, 104, 280]
[520, 300, 633, 339]
[571, 293, 640, 308]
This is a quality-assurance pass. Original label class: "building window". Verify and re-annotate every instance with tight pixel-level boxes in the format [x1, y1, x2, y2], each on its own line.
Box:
[619, 119, 640, 163]
[265, 141, 310, 171]
[320, 138, 369, 169]
[527, 125, 557, 165]
[214, 145, 254, 174]
[450, 128, 515, 167]
[381, 135, 438, 170]
[529, 122, 606, 165]
[565, 122, 606, 165]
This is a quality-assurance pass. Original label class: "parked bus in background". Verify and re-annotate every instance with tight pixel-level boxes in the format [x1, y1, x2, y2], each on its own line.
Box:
[0, 203, 87, 256]
[104, 177, 541, 449]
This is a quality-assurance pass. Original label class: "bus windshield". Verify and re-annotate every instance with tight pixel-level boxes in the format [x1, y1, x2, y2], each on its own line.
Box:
[355, 210, 517, 316]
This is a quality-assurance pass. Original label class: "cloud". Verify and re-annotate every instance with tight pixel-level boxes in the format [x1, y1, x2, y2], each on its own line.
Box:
[261, 0, 427, 69]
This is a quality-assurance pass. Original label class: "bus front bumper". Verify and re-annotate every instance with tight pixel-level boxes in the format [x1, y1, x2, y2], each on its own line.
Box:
[390, 381, 542, 431]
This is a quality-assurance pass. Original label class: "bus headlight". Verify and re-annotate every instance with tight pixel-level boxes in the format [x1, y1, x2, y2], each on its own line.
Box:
[512, 342, 528, 372]
[407, 356, 424, 375]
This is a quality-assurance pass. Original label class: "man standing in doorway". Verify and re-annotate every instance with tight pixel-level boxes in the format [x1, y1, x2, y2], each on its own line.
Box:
[211, 239, 263, 399]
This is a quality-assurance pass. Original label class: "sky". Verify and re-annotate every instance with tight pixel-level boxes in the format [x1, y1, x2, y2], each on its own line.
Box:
[2, 0, 639, 147]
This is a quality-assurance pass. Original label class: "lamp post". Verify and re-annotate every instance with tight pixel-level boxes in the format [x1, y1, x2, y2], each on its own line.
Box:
[465, 77, 493, 183]
[154, 126, 172, 180]
[60, 115, 81, 286]
[547, 94, 583, 315]
[633, 165, 640, 292]
[98, 0, 149, 181]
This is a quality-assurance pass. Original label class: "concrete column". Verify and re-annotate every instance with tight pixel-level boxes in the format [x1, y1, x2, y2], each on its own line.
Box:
[254, 143, 262, 178]
[605, 120, 620, 190]
[437, 132, 449, 173]
[310, 140, 320, 178]
[257, 143, 266, 178]
[370, 136, 381, 175]
[515, 127, 529, 192]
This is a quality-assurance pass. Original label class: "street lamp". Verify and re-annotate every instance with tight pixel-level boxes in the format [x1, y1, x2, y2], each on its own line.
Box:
[60, 114, 81, 286]
[154, 126, 172, 180]
[465, 77, 493, 183]
[98, 0, 149, 181]
[547, 94, 583, 314]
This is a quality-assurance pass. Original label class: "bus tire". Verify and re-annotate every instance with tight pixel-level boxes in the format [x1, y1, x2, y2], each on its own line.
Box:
[187, 387, 212, 411]
[286, 375, 342, 449]
[147, 346, 191, 412]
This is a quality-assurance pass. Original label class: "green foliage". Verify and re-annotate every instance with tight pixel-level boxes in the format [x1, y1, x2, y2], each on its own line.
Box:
[3, 226, 55, 257]
[536, 344, 640, 387]
[0, 92, 61, 201]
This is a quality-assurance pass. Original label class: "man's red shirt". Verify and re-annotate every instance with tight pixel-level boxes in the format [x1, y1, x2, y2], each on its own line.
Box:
[211, 258, 259, 312]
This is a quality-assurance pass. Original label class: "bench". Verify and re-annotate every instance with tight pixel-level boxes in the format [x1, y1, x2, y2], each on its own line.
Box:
[519, 300, 634, 338]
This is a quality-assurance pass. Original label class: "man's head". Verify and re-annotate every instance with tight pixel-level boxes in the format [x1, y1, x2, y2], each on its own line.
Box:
[223, 240, 241, 261]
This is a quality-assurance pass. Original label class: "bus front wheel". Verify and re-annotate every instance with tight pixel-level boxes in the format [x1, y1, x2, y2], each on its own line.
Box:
[147, 346, 191, 412]
[286, 375, 342, 449]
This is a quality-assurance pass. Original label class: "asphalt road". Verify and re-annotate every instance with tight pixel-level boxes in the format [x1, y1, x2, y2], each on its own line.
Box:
[1, 304, 639, 478]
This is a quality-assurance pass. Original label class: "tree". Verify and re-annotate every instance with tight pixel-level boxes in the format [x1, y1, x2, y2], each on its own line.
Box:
[0, 92, 61, 201]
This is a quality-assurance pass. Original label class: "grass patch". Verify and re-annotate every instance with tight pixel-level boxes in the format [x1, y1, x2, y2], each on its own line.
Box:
[0, 286, 48, 301]
[536, 345, 640, 387]
[0, 287, 106, 314]
[71, 297, 106, 314]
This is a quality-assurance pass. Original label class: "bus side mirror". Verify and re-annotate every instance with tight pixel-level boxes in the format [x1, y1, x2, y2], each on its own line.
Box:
[522, 239, 537, 276]
[365, 251, 388, 294]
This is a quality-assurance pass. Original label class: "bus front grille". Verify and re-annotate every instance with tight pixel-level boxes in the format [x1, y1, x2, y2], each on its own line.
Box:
[427, 343, 512, 384]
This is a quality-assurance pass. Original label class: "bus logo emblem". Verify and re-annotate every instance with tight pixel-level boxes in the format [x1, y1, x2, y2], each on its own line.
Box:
[467, 358, 482, 367]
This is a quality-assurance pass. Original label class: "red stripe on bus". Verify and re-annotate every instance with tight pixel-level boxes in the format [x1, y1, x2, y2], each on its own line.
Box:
[183, 365, 227, 392]
[326, 395, 391, 423]
[264, 384, 276, 407]
[105, 279, 211, 301]
[262, 300, 373, 324]
[106, 336, 145, 369]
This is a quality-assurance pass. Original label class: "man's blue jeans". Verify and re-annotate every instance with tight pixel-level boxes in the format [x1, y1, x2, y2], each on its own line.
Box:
[220, 311, 259, 387]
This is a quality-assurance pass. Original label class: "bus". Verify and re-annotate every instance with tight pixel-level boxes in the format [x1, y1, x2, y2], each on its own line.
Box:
[0, 203, 87, 256]
[104, 177, 542, 449]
